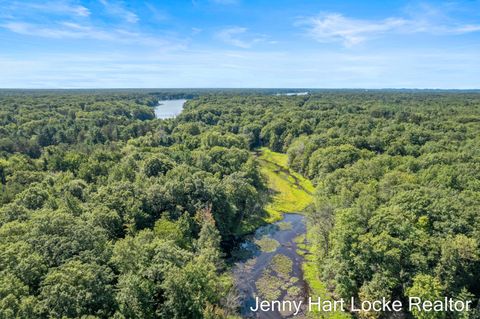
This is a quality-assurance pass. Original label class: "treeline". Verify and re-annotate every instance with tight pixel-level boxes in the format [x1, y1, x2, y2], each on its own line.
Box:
[0, 92, 264, 318]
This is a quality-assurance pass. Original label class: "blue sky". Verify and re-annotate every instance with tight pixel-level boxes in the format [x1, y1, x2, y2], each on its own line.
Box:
[0, 0, 479, 88]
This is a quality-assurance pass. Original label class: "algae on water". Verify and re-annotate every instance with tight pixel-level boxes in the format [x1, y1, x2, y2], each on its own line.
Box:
[277, 221, 293, 231]
[255, 236, 280, 253]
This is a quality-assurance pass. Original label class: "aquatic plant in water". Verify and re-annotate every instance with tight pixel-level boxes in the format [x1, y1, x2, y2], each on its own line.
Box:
[255, 236, 280, 253]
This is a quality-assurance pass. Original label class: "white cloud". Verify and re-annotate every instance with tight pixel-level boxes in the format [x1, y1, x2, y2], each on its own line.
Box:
[303, 13, 407, 46]
[145, 3, 169, 22]
[0, 0, 186, 48]
[1, 48, 479, 88]
[454, 25, 480, 33]
[2, 21, 106, 40]
[216, 27, 266, 48]
[0, 21, 174, 47]
[301, 11, 480, 47]
[217, 27, 250, 48]
[100, 0, 139, 24]
[47, 2, 90, 17]
[73, 5, 90, 17]
[1, 22, 99, 39]
[2, 1, 90, 17]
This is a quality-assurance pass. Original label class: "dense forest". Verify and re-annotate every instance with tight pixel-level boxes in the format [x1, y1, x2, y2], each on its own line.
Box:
[1, 90, 479, 318]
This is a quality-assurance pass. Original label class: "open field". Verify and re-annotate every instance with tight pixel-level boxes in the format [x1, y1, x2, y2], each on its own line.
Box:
[257, 147, 315, 223]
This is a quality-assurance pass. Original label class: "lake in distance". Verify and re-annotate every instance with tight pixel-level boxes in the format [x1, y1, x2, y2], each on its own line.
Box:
[154, 99, 187, 119]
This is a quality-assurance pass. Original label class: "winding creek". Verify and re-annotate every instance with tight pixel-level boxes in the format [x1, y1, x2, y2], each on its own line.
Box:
[233, 213, 309, 318]
[154, 101, 312, 317]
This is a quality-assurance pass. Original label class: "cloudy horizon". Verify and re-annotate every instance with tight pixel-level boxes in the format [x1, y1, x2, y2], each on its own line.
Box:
[1, 0, 479, 88]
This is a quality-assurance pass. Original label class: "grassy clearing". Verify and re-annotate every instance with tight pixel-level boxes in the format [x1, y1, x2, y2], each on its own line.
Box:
[236, 148, 314, 234]
[257, 147, 314, 223]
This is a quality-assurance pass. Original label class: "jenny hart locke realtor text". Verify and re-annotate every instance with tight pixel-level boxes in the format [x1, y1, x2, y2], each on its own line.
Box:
[250, 296, 473, 316]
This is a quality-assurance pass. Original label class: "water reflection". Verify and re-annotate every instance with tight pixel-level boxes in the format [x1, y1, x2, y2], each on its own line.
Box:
[154, 99, 187, 119]
[233, 214, 308, 318]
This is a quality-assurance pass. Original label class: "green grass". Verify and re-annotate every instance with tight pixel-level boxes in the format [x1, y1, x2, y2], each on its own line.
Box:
[258, 147, 314, 223]
[295, 234, 351, 319]
[235, 148, 314, 234]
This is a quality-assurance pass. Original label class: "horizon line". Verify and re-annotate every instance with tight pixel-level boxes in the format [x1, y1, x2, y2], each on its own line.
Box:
[1, 88, 480, 91]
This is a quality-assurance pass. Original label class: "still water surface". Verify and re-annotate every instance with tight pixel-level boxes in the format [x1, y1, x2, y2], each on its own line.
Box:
[154, 99, 187, 119]
[233, 213, 308, 318]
